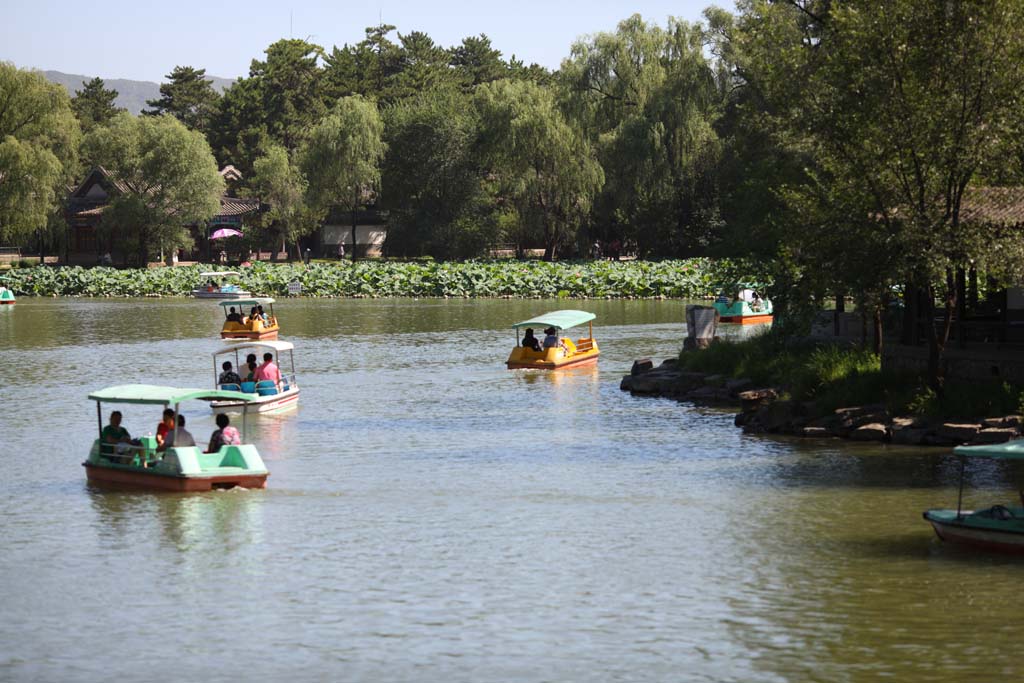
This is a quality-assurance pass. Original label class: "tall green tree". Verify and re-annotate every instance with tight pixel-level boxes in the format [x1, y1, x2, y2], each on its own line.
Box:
[450, 35, 507, 88]
[0, 63, 81, 246]
[382, 86, 494, 258]
[729, 0, 1024, 389]
[252, 39, 327, 152]
[300, 96, 385, 259]
[476, 79, 604, 260]
[144, 66, 220, 134]
[82, 112, 224, 265]
[71, 77, 123, 134]
[248, 144, 317, 260]
[562, 14, 722, 257]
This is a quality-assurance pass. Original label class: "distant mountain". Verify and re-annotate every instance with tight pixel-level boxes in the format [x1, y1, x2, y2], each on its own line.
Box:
[43, 70, 235, 115]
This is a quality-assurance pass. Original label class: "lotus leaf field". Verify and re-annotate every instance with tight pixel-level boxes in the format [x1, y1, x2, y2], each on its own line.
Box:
[1, 259, 768, 299]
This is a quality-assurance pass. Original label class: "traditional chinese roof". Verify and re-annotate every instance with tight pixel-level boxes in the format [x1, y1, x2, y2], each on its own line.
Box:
[960, 187, 1024, 226]
[219, 196, 260, 217]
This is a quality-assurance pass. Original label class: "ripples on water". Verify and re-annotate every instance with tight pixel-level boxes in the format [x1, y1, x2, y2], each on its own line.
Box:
[1, 298, 1022, 682]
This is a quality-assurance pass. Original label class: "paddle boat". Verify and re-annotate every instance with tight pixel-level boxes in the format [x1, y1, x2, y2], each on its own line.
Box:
[219, 297, 279, 340]
[192, 271, 251, 299]
[923, 441, 1024, 553]
[84, 384, 269, 491]
[712, 288, 773, 324]
[0, 282, 15, 305]
[506, 310, 600, 370]
[211, 340, 300, 415]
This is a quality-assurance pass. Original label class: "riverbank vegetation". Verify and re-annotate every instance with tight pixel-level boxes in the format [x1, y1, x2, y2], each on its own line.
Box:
[679, 335, 1023, 421]
[0, 259, 764, 299]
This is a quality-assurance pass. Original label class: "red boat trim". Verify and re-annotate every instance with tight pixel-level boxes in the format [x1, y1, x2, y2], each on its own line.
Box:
[506, 353, 600, 370]
[719, 314, 773, 325]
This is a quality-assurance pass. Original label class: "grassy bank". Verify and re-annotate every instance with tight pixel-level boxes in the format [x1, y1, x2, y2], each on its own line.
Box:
[678, 334, 1023, 420]
[0, 258, 767, 299]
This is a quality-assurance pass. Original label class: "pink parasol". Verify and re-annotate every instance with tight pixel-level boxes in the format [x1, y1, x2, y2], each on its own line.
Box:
[210, 227, 243, 239]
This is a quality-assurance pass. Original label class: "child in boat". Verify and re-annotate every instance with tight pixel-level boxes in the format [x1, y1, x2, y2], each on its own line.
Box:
[155, 408, 175, 448]
[522, 328, 542, 352]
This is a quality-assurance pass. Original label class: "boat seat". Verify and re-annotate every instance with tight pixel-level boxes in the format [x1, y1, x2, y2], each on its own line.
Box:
[256, 380, 278, 396]
[220, 383, 241, 392]
[240, 381, 257, 394]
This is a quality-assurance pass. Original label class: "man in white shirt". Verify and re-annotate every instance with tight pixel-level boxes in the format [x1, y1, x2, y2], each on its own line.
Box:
[161, 414, 196, 450]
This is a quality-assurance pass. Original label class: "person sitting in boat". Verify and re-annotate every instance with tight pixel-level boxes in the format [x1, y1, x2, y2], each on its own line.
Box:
[218, 361, 242, 386]
[522, 328, 542, 352]
[160, 414, 195, 451]
[225, 306, 243, 323]
[155, 408, 175, 449]
[256, 305, 269, 323]
[206, 413, 241, 453]
[101, 411, 132, 456]
[242, 354, 259, 381]
[254, 352, 282, 388]
[542, 327, 569, 353]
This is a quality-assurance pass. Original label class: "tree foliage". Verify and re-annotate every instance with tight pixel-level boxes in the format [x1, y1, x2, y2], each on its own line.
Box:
[476, 79, 604, 260]
[248, 144, 317, 259]
[82, 112, 224, 264]
[562, 14, 722, 257]
[71, 77, 123, 134]
[300, 96, 385, 258]
[144, 66, 220, 135]
[0, 63, 81, 245]
[382, 86, 495, 258]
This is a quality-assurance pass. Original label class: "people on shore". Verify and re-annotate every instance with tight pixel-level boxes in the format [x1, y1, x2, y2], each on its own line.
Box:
[207, 413, 241, 453]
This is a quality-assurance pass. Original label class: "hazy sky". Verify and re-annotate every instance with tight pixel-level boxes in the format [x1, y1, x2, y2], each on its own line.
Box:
[3, 0, 728, 82]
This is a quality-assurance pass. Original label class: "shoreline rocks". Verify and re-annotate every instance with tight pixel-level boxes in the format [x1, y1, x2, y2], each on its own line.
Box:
[621, 358, 1022, 448]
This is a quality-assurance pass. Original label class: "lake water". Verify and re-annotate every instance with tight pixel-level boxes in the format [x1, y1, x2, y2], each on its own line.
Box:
[0, 299, 1021, 682]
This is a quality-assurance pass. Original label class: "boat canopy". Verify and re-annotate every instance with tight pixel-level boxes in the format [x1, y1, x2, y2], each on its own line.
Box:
[199, 271, 242, 278]
[511, 310, 596, 331]
[954, 442, 1024, 460]
[89, 384, 254, 405]
[218, 297, 275, 307]
[213, 339, 295, 355]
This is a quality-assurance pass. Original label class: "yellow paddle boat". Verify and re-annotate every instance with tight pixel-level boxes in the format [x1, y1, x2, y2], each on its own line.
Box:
[219, 297, 279, 340]
[506, 310, 600, 370]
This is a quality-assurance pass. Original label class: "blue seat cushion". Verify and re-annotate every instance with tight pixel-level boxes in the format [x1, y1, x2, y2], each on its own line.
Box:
[256, 380, 278, 396]
[240, 381, 257, 394]
[220, 383, 241, 391]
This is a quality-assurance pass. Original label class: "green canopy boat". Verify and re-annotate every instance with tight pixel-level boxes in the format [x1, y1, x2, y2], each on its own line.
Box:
[922, 441, 1024, 552]
[506, 309, 600, 370]
[84, 384, 269, 491]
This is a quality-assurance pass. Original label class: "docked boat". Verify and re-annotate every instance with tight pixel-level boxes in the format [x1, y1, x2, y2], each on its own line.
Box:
[219, 297, 279, 340]
[506, 310, 600, 370]
[923, 441, 1024, 553]
[712, 289, 773, 324]
[84, 384, 269, 491]
[192, 271, 252, 299]
[211, 340, 300, 415]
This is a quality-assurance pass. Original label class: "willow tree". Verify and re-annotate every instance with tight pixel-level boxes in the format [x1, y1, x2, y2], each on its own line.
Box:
[249, 144, 317, 260]
[476, 79, 603, 260]
[82, 112, 224, 265]
[300, 96, 385, 260]
[0, 63, 81, 247]
[561, 15, 722, 257]
[730, 0, 1024, 390]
